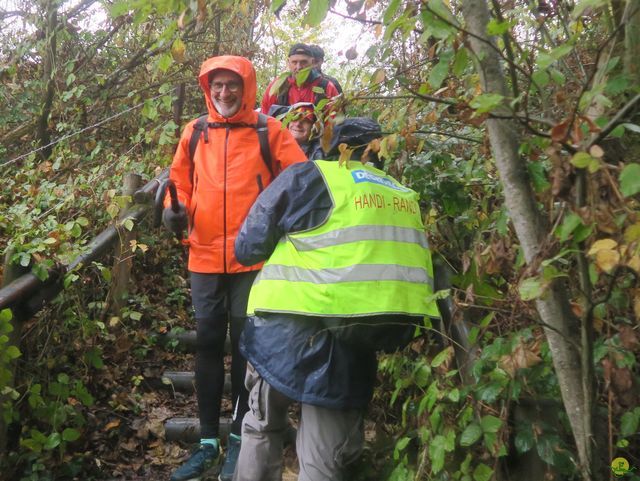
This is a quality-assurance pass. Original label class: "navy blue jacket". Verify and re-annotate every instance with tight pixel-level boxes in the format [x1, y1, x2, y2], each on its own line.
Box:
[235, 161, 415, 409]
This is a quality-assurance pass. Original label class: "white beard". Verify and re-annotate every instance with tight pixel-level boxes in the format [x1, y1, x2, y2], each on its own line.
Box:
[213, 97, 241, 118]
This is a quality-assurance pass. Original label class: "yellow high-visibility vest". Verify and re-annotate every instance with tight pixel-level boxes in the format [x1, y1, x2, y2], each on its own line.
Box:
[247, 160, 440, 318]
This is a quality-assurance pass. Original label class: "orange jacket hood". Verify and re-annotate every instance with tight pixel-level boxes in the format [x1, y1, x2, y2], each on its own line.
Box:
[199, 55, 257, 124]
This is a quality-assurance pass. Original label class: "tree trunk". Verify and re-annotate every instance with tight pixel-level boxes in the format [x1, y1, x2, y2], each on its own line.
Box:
[459, 0, 594, 478]
[36, 0, 57, 160]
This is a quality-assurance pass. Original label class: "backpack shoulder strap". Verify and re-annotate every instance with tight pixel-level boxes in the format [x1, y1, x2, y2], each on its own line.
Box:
[313, 77, 329, 104]
[188, 114, 209, 163]
[276, 82, 290, 106]
[257, 113, 274, 177]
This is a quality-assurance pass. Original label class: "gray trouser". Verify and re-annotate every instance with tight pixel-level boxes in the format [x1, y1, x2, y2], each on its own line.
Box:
[233, 363, 365, 481]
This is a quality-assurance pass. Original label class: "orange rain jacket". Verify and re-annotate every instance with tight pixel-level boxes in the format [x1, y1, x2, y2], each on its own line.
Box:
[168, 56, 307, 274]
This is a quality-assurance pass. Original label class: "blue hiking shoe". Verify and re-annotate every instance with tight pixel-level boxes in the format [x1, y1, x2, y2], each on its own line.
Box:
[170, 443, 220, 481]
[218, 434, 241, 481]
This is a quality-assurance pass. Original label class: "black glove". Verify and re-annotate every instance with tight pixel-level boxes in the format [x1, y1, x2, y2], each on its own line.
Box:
[162, 203, 188, 235]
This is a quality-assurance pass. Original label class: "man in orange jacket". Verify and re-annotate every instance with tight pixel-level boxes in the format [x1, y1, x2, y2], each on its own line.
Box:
[163, 55, 307, 481]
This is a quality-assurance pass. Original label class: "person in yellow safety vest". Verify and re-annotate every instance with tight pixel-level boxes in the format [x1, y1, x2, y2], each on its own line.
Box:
[232, 158, 440, 481]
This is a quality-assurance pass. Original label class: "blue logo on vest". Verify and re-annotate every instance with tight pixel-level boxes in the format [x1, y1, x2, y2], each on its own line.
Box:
[351, 170, 409, 192]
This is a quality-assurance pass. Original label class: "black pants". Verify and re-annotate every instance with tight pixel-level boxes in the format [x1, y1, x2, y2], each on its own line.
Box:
[190, 271, 258, 438]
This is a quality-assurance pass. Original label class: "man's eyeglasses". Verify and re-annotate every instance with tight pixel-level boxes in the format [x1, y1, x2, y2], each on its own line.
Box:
[211, 81, 242, 93]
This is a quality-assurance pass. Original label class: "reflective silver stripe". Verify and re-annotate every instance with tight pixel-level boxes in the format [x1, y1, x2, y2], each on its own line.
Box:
[259, 263, 432, 285]
[285, 225, 429, 251]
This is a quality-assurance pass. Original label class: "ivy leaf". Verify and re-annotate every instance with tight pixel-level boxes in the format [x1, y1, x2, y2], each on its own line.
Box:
[304, 0, 329, 27]
[514, 426, 534, 453]
[620, 164, 640, 197]
[480, 415, 502, 433]
[460, 423, 482, 446]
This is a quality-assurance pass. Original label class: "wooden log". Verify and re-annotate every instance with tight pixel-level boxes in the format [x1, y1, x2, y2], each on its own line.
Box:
[159, 330, 231, 354]
[164, 417, 297, 445]
[161, 371, 231, 394]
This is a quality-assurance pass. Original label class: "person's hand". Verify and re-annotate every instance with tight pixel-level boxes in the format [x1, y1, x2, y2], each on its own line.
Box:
[162, 203, 188, 235]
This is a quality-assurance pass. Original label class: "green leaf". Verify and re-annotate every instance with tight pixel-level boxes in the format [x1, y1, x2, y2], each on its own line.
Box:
[486, 19, 510, 35]
[620, 164, 640, 197]
[514, 426, 534, 453]
[431, 346, 452, 367]
[129, 311, 142, 321]
[0, 309, 12, 323]
[570, 152, 599, 172]
[44, 432, 61, 450]
[429, 435, 446, 473]
[572, 0, 607, 19]
[473, 463, 493, 481]
[62, 428, 81, 442]
[414, 363, 431, 388]
[123, 219, 134, 231]
[480, 415, 502, 433]
[383, 0, 401, 24]
[269, 0, 286, 13]
[304, 0, 329, 27]
[460, 423, 482, 446]
[519, 276, 545, 300]
[621, 123, 640, 133]
[295, 67, 311, 87]
[556, 212, 583, 242]
[5, 345, 20, 360]
[532, 70, 549, 88]
[157, 53, 173, 73]
[452, 48, 469, 77]
[428, 53, 451, 89]
[447, 388, 460, 402]
[620, 408, 640, 437]
[470, 94, 504, 114]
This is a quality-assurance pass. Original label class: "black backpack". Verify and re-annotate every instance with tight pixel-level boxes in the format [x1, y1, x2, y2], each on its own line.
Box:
[306, 117, 382, 166]
[188, 113, 273, 177]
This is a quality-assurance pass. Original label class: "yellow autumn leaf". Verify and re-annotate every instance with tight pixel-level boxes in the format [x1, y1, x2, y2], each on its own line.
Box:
[595, 249, 620, 272]
[337, 143, 353, 167]
[627, 255, 640, 273]
[624, 223, 640, 243]
[171, 38, 186, 63]
[587, 238, 618, 256]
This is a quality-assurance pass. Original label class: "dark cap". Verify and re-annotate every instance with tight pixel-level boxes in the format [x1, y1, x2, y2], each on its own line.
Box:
[288, 43, 313, 57]
[309, 45, 325, 60]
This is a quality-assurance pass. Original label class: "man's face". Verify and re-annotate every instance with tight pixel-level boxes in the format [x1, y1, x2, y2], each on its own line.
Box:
[289, 118, 313, 145]
[288, 54, 313, 75]
[210, 70, 243, 118]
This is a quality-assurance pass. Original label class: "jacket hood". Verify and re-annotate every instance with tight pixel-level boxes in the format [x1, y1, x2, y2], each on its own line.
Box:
[199, 55, 257, 123]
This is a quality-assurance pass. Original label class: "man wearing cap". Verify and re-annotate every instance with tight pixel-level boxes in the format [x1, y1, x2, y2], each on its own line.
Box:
[163, 55, 307, 481]
[309, 44, 343, 94]
[260, 43, 340, 115]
